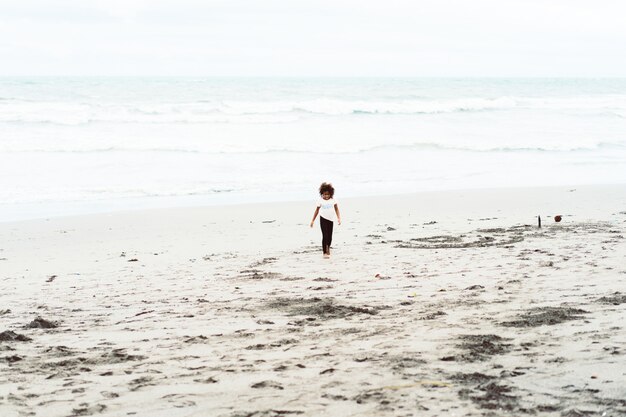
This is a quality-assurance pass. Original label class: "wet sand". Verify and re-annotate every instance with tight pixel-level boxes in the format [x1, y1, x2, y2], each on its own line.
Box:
[1, 185, 625, 417]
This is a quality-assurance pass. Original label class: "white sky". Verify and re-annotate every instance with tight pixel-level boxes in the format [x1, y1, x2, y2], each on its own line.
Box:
[1, 0, 625, 76]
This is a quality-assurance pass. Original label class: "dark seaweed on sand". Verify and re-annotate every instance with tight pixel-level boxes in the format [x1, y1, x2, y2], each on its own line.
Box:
[500, 306, 588, 328]
[441, 334, 512, 363]
[597, 292, 626, 305]
[239, 269, 282, 280]
[395, 225, 532, 249]
[462, 382, 519, 411]
[25, 317, 58, 329]
[456, 334, 512, 362]
[451, 372, 497, 385]
[0, 330, 32, 342]
[267, 297, 380, 319]
[229, 410, 304, 417]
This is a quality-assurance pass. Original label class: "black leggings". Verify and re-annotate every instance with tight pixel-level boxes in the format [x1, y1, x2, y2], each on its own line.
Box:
[320, 216, 334, 253]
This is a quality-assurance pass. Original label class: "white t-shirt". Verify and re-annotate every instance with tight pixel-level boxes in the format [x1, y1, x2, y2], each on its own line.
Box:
[317, 198, 337, 222]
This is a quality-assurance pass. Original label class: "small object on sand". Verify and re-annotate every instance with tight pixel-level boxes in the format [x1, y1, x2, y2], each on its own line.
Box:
[590, 374, 598, 379]
[538, 215, 541, 228]
[46, 275, 57, 283]
[127, 258, 138, 262]
[554, 215, 562, 222]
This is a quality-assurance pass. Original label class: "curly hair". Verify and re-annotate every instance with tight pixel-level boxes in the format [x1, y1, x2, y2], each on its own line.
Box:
[318, 182, 335, 197]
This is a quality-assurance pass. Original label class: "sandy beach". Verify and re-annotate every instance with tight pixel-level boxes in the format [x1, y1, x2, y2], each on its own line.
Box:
[1, 184, 625, 417]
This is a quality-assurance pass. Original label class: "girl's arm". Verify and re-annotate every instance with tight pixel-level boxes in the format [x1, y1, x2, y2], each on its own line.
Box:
[310, 207, 320, 227]
[334, 204, 341, 225]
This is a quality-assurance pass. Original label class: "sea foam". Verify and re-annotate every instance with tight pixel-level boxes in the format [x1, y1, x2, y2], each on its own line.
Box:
[1, 77, 626, 220]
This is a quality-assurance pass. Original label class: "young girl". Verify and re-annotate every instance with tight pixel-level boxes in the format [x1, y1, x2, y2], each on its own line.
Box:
[310, 182, 341, 258]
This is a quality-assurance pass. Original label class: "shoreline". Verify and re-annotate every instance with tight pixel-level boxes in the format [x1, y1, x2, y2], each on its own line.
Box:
[2, 182, 625, 225]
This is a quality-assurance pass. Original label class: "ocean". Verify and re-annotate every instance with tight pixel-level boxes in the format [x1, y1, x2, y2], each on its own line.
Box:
[1, 77, 625, 221]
